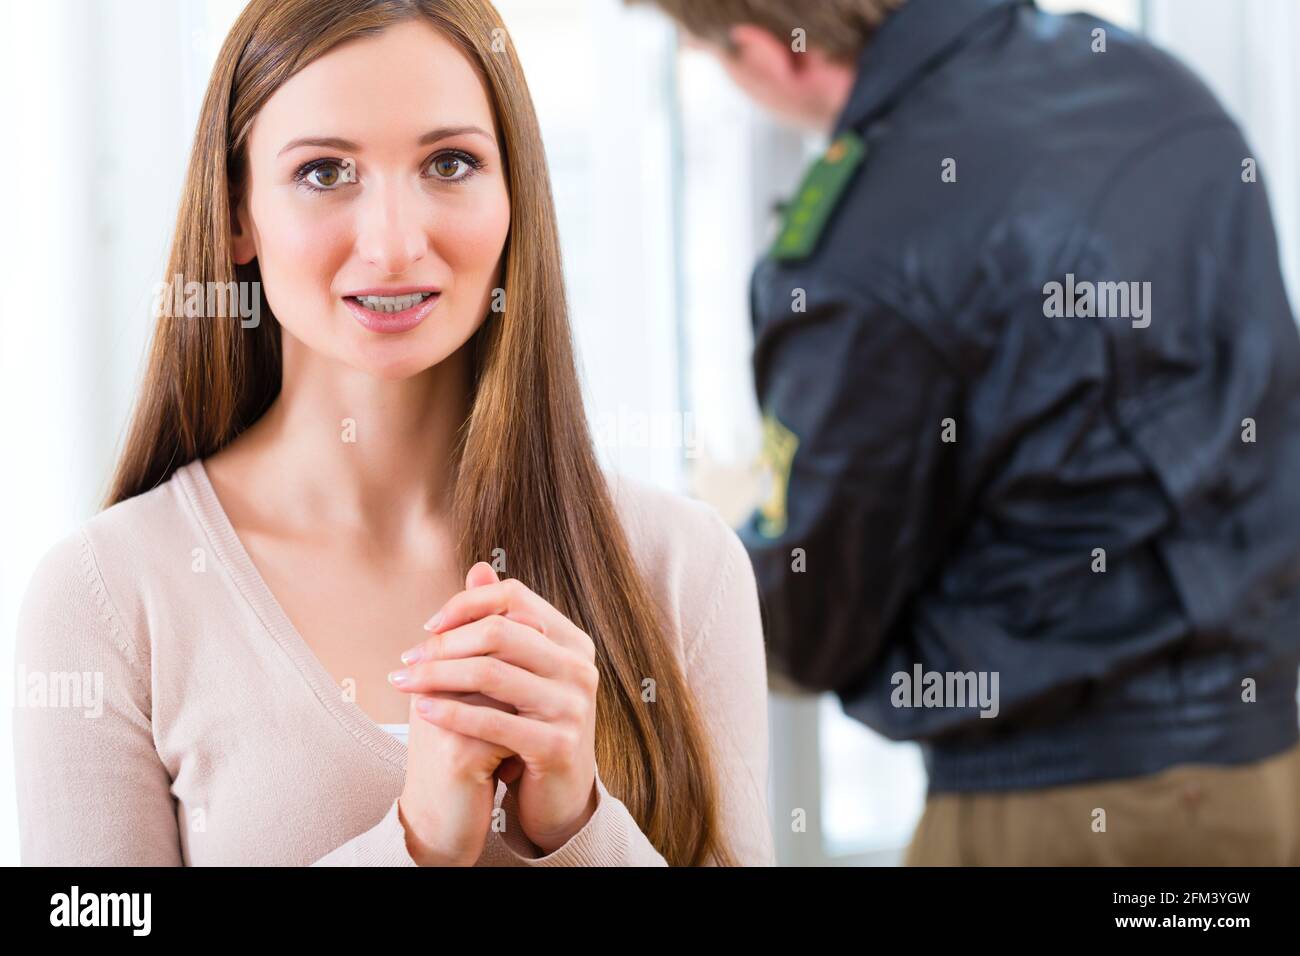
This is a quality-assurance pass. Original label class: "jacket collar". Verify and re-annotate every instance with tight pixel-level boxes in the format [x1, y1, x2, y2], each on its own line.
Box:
[832, 0, 1032, 137]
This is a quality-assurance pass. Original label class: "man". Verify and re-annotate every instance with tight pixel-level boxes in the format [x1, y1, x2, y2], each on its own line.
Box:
[630, 0, 1300, 864]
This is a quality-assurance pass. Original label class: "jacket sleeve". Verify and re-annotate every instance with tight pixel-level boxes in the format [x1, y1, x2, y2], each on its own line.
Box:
[739, 267, 962, 696]
[13, 531, 185, 865]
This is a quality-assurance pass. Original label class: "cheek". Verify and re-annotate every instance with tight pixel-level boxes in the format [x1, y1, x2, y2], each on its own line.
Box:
[250, 192, 352, 300]
[436, 190, 510, 285]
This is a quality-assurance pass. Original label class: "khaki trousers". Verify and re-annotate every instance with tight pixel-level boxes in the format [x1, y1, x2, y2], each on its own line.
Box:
[904, 742, 1300, 865]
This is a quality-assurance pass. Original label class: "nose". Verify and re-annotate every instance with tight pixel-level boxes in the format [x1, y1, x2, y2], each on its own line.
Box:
[355, 177, 428, 276]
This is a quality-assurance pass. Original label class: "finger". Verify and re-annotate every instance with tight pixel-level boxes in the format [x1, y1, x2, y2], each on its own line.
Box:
[402, 614, 570, 678]
[465, 561, 499, 590]
[424, 577, 550, 637]
[423, 580, 546, 639]
[424, 578, 589, 657]
[392, 656, 569, 718]
[414, 697, 566, 767]
[427, 689, 517, 714]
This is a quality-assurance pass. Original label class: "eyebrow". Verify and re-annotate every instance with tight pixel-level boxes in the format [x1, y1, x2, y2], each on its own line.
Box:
[277, 125, 496, 156]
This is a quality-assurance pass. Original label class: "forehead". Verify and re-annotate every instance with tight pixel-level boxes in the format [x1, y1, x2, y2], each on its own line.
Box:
[249, 19, 495, 154]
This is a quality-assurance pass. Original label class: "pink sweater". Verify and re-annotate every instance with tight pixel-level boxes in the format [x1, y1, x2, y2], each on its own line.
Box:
[13, 458, 774, 866]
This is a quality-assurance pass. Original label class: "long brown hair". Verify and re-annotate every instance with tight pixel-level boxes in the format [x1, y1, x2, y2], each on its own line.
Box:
[105, 0, 736, 866]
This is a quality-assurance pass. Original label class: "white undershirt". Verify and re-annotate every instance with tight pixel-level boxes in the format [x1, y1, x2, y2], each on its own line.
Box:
[378, 723, 409, 746]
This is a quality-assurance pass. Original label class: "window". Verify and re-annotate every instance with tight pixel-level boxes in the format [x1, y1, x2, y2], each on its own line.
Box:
[495, 0, 686, 491]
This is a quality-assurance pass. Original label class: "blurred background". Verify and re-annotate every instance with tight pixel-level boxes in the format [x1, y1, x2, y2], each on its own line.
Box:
[2, 0, 1299, 865]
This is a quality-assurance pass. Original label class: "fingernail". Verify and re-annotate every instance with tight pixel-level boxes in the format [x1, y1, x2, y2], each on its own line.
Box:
[416, 698, 438, 717]
[400, 645, 424, 665]
[387, 669, 411, 687]
[423, 611, 443, 632]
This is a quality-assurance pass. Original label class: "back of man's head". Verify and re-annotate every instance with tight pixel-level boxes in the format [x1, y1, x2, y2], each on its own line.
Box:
[626, 0, 908, 131]
[626, 0, 907, 64]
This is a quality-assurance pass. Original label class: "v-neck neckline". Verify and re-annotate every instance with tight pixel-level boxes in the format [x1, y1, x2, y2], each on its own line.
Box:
[175, 456, 408, 773]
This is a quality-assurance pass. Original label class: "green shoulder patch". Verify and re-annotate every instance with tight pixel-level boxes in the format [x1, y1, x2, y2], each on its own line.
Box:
[770, 130, 867, 263]
[757, 409, 799, 538]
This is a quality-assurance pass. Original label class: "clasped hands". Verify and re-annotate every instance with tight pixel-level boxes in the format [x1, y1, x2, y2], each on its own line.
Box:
[389, 561, 600, 855]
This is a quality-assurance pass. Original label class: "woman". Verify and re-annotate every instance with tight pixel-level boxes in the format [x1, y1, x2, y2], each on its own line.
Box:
[13, 0, 773, 866]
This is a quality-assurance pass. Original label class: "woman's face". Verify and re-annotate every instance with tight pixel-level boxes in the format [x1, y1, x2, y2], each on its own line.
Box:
[231, 20, 510, 380]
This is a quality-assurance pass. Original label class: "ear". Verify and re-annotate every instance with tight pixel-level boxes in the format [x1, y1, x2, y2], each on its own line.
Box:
[727, 23, 802, 81]
[230, 188, 256, 266]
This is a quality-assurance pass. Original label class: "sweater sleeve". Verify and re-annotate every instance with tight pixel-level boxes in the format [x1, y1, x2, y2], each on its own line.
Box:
[310, 797, 419, 866]
[485, 514, 775, 866]
[487, 768, 668, 866]
[13, 531, 184, 865]
[680, 520, 776, 866]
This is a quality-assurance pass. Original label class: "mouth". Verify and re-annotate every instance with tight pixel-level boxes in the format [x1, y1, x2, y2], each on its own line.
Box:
[342, 287, 441, 333]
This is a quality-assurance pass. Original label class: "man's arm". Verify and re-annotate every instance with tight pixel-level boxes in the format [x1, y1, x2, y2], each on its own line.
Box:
[739, 269, 962, 696]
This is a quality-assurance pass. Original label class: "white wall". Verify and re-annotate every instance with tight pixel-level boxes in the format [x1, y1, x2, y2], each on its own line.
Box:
[1145, 0, 1300, 316]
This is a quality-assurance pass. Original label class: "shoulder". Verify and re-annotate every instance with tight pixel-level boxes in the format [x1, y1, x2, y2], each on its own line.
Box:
[81, 464, 199, 561]
[17, 464, 197, 665]
[18, 528, 99, 632]
[16, 522, 141, 679]
[603, 472, 761, 666]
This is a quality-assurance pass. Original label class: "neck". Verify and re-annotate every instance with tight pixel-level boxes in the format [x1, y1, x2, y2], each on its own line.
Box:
[813, 58, 859, 135]
[229, 333, 472, 545]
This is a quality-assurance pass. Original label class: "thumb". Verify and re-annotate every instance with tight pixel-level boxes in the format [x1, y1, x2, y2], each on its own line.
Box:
[465, 560, 500, 590]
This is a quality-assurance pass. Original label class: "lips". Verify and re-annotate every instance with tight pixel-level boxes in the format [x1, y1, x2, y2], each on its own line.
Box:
[342, 287, 441, 334]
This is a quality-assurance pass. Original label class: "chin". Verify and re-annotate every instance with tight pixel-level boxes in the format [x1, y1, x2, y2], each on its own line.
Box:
[346, 347, 448, 381]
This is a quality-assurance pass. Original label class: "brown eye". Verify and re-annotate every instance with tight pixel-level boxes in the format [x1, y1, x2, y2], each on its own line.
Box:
[431, 156, 464, 179]
[426, 151, 479, 182]
[309, 163, 341, 188]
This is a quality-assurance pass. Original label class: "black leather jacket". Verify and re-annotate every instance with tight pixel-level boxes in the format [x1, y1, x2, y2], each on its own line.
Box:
[739, 0, 1300, 791]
